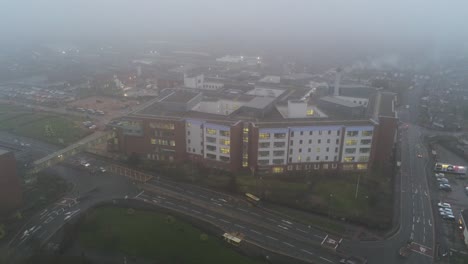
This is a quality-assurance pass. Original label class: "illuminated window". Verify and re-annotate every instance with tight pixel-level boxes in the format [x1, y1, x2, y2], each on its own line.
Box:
[206, 128, 217, 135]
[220, 130, 230, 137]
[169, 140, 175, 147]
[151, 138, 156, 144]
[274, 133, 286, 139]
[358, 156, 369, 162]
[243, 136, 248, 143]
[242, 161, 248, 167]
[259, 133, 270, 139]
[306, 109, 314, 116]
[220, 147, 230, 154]
[220, 139, 230, 146]
[187, 122, 191, 127]
[316, 147, 321, 152]
[344, 156, 355, 162]
[150, 122, 175, 130]
[345, 139, 357, 146]
[357, 164, 368, 170]
[362, 130, 373, 137]
[273, 167, 284, 173]
[346, 131, 358, 137]
[297, 155, 302, 162]
[243, 128, 249, 133]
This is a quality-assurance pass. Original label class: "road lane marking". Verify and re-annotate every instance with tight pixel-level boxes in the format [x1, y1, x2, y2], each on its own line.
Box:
[410, 232, 414, 240]
[301, 249, 314, 255]
[413, 216, 415, 223]
[417, 217, 420, 223]
[266, 235, 278, 241]
[278, 225, 289, 230]
[412, 224, 414, 231]
[320, 257, 333, 263]
[165, 201, 175, 206]
[238, 208, 248, 213]
[296, 228, 308, 233]
[219, 219, 231, 224]
[250, 229, 262, 235]
[250, 212, 260, 217]
[205, 214, 215, 219]
[191, 209, 201, 214]
[235, 224, 246, 229]
[283, 242, 295, 247]
[135, 190, 144, 198]
[44, 216, 54, 224]
[314, 235, 323, 239]
[428, 220, 432, 227]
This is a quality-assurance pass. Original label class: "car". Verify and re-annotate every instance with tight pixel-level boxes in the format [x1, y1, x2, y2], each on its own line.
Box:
[417, 154, 423, 158]
[437, 178, 449, 183]
[439, 208, 453, 214]
[465, 187, 468, 195]
[99, 167, 106, 173]
[435, 173, 445, 178]
[439, 183, 452, 191]
[442, 214, 455, 221]
[439, 211, 452, 216]
[438, 202, 451, 208]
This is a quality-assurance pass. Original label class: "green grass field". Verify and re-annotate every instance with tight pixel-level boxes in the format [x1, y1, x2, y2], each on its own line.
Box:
[78, 207, 263, 264]
[0, 104, 90, 145]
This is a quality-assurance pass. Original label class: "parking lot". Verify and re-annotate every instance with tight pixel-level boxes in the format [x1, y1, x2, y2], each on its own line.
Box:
[430, 144, 468, 255]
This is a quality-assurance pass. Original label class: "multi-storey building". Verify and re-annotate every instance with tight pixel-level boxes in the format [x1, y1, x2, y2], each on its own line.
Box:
[110, 86, 397, 174]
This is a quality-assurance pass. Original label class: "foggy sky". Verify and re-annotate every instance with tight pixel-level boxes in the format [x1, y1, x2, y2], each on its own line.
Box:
[1, 0, 467, 53]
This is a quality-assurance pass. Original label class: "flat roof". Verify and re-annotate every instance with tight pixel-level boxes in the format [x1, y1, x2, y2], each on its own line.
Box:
[159, 90, 199, 104]
[379, 92, 396, 117]
[320, 96, 363, 108]
[243, 97, 275, 110]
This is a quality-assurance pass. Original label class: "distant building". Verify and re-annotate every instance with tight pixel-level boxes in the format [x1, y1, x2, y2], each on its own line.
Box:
[0, 149, 22, 215]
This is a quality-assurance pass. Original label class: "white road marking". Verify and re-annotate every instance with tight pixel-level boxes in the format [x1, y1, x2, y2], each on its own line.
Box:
[250, 212, 260, 217]
[238, 208, 248, 213]
[250, 229, 262, 235]
[205, 214, 215, 219]
[428, 220, 432, 227]
[314, 234, 323, 239]
[296, 228, 308, 233]
[283, 242, 295, 247]
[44, 216, 54, 224]
[135, 190, 144, 198]
[410, 232, 414, 240]
[301, 249, 314, 255]
[423, 235, 426, 243]
[235, 224, 246, 229]
[413, 216, 415, 223]
[417, 217, 420, 223]
[219, 219, 231, 224]
[191, 209, 201, 214]
[412, 224, 415, 231]
[165, 201, 175, 206]
[320, 257, 333, 263]
[266, 235, 278, 241]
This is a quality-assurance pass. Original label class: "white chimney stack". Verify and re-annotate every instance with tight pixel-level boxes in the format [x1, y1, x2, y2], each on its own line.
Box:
[334, 67, 342, 96]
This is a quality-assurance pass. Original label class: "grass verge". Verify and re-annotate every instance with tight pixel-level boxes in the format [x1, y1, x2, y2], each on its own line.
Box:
[78, 206, 263, 264]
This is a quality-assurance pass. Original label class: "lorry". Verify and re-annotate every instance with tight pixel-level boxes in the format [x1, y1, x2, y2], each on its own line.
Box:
[434, 162, 467, 175]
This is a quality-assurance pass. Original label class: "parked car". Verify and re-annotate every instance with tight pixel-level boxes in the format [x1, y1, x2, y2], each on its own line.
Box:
[439, 208, 453, 214]
[437, 178, 449, 184]
[439, 184, 452, 191]
[438, 202, 451, 208]
[442, 214, 455, 221]
[435, 173, 445, 178]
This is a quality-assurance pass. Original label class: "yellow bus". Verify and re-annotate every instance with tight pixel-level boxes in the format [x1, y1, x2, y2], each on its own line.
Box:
[245, 193, 260, 205]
